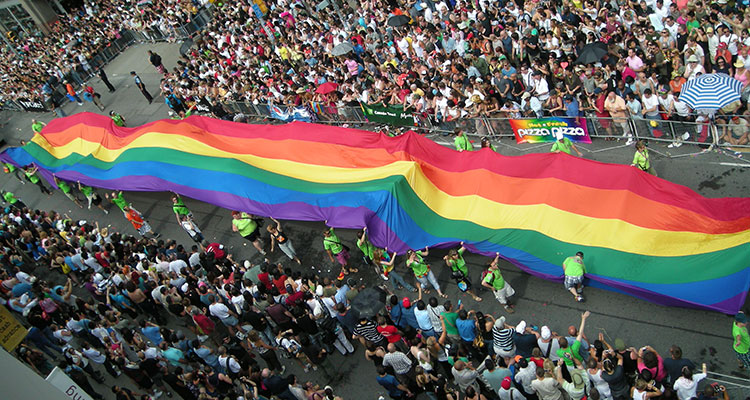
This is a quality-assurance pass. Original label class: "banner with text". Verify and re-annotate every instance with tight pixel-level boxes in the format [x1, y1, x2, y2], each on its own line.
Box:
[510, 117, 591, 144]
[46, 367, 95, 400]
[360, 103, 416, 127]
[0, 304, 26, 352]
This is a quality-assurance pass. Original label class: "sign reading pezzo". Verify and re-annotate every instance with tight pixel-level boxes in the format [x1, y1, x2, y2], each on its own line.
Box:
[510, 117, 592, 144]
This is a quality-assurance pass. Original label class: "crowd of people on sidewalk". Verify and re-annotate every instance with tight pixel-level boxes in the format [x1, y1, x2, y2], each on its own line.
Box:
[5, 0, 750, 146]
[0, 169, 742, 400]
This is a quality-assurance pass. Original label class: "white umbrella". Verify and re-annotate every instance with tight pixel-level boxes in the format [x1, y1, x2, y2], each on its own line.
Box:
[331, 42, 354, 57]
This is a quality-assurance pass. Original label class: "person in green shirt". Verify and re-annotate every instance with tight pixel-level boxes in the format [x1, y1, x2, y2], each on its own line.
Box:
[631, 140, 656, 176]
[356, 227, 383, 278]
[31, 119, 46, 134]
[231, 211, 266, 256]
[733, 312, 750, 370]
[171, 193, 192, 223]
[563, 251, 586, 302]
[405, 247, 446, 298]
[54, 177, 83, 208]
[23, 165, 52, 195]
[480, 137, 498, 152]
[1, 191, 26, 210]
[323, 225, 356, 278]
[551, 135, 583, 156]
[105, 191, 130, 212]
[3, 162, 26, 184]
[453, 129, 473, 152]
[440, 301, 461, 342]
[77, 182, 108, 214]
[556, 311, 590, 367]
[481, 253, 515, 313]
[443, 243, 482, 302]
[109, 110, 126, 127]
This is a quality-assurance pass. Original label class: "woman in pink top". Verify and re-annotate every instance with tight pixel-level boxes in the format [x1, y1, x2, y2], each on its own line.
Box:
[734, 60, 749, 88]
[636, 345, 667, 384]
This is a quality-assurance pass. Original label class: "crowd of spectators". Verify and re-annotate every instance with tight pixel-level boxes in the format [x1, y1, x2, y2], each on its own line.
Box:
[5, 0, 750, 144]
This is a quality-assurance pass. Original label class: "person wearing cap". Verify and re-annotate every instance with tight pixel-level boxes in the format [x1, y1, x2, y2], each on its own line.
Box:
[631, 139, 656, 176]
[520, 91, 543, 118]
[497, 375, 526, 400]
[733, 312, 750, 370]
[131, 71, 153, 103]
[719, 114, 749, 146]
[454, 128, 474, 152]
[556, 355, 591, 400]
[482, 253, 515, 313]
[550, 131, 583, 157]
[562, 251, 586, 302]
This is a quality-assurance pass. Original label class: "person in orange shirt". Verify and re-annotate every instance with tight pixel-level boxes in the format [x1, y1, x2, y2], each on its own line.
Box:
[64, 80, 83, 106]
[123, 206, 159, 238]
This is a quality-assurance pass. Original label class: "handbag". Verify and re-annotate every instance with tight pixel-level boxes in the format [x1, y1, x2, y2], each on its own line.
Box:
[473, 334, 485, 349]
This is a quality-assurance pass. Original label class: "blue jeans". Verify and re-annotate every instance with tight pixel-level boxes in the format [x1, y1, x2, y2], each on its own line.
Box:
[27, 327, 62, 357]
[417, 270, 442, 293]
[389, 271, 415, 292]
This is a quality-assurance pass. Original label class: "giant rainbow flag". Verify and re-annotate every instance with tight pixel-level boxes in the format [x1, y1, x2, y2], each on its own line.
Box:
[2, 113, 750, 313]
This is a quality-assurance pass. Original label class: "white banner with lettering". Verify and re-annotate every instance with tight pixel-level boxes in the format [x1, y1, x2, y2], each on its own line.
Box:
[45, 367, 95, 400]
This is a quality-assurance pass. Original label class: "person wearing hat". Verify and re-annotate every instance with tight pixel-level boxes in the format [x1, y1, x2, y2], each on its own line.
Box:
[719, 114, 749, 146]
[733, 312, 750, 370]
[684, 53, 705, 79]
[481, 253, 515, 313]
[454, 128, 474, 152]
[562, 251, 586, 302]
[520, 91, 543, 118]
[734, 59, 749, 86]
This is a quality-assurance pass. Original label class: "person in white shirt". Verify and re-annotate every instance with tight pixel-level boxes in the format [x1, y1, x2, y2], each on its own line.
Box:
[683, 55, 705, 80]
[532, 72, 550, 101]
[514, 358, 537, 394]
[521, 92, 543, 118]
[208, 295, 239, 333]
[673, 364, 707, 400]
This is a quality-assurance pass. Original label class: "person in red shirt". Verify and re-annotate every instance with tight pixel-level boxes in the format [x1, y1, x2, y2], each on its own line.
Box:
[377, 315, 402, 345]
[203, 241, 228, 261]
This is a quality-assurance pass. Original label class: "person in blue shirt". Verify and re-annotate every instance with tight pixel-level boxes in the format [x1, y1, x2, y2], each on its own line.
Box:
[376, 367, 412, 400]
[564, 95, 580, 118]
[455, 309, 477, 343]
[139, 319, 164, 346]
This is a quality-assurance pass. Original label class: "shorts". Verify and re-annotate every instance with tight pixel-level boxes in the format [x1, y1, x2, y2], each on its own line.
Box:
[221, 315, 238, 327]
[243, 229, 260, 243]
[91, 194, 102, 205]
[737, 350, 750, 368]
[335, 248, 350, 266]
[493, 283, 515, 305]
[564, 275, 584, 290]
[137, 222, 152, 236]
[494, 345, 516, 359]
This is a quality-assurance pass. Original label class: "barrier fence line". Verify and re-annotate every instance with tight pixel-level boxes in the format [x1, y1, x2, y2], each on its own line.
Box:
[0, 6, 215, 113]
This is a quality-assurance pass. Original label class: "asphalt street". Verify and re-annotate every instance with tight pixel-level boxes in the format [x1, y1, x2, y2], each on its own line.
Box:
[2, 41, 750, 399]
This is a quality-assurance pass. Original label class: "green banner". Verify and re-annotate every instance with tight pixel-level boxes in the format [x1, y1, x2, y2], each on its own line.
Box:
[360, 103, 416, 127]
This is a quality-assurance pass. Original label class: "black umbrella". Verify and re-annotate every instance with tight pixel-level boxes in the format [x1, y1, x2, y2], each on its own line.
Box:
[574, 42, 608, 65]
[350, 287, 386, 319]
[387, 14, 411, 27]
[179, 38, 194, 56]
[331, 42, 354, 56]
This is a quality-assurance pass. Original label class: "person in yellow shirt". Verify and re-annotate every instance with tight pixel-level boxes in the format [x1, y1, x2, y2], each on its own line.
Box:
[631, 140, 656, 176]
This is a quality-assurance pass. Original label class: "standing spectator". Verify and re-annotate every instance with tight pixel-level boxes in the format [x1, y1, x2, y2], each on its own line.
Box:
[148, 50, 167, 75]
[673, 364, 707, 400]
[663, 345, 696, 386]
[531, 366, 563, 400]
[499, 376, 526, 400]
[98, 67, 115, 92]
[82, 86, 105, 111]
[131, 71, 153, 103]
[64, 80, 83, 105]
[377, 367, 413, 400]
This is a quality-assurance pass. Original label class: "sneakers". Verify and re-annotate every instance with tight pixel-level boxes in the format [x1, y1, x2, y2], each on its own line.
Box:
[681, 132, 690, 141]
[576, 286, 583, 294]
[280, 365, 286, 374]
[626, 138, 634, 146]
[504, 305, 515, 313]
[667, 141, 682, 148]
[380, 273, 389, 281]
[576, 295, 585, 302]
